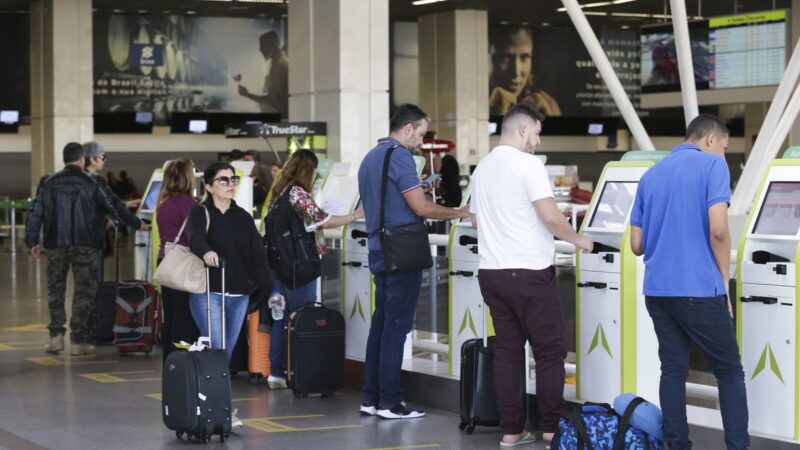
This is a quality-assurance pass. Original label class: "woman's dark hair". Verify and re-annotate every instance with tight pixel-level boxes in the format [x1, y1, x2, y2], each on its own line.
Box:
[270, 150, 318, 206]
[203, 161, 236, 187]
[440, 154, 460, 179]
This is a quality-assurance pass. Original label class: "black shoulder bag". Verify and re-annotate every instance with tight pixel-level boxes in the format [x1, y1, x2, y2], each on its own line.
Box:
[379, 145, 433, 273]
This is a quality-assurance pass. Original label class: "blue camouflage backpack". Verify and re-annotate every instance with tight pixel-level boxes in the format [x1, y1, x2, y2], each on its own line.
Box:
[552, 399, 664, 450]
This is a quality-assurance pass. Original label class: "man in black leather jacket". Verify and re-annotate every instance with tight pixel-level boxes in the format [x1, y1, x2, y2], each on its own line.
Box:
[25, 143, 124, 356]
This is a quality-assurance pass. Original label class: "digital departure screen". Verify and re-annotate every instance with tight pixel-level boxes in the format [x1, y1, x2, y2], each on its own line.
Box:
[141, 181, 163, 212]
[753, 182, 800, 236]
[588, 181, 638, 230]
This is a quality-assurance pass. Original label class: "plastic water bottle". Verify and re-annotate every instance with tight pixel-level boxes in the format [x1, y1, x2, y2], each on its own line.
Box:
[269, 290, 284, 321]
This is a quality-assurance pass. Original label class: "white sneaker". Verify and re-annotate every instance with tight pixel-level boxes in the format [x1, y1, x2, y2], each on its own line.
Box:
[231, 408, 243, 430]
[359, 403, 379, 416]
[376, 402, 425, 420]
[267, 375, 287, 389]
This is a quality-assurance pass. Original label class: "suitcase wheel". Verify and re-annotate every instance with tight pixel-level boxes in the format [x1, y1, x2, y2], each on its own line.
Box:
[248, 373, 261, 385]
[458, 422, 467, 431]
[175, 431, 184, 439]
[220, 433, 226, 443]
[465, 423, 476, 434]
[201, 435, 210, 444]
[321, 391, 334, 398]
[293, 391, 308, 399]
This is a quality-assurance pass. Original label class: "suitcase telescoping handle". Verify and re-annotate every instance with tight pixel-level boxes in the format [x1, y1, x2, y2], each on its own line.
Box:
[205, 259, 227, 350]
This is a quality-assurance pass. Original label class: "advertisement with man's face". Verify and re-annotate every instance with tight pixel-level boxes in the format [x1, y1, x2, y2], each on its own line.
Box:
[489, 26, 642, 118]
[94, 14, 288, 119]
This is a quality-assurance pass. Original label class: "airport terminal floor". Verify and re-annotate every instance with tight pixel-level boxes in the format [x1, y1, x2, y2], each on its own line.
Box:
[0, 239, 542, 450]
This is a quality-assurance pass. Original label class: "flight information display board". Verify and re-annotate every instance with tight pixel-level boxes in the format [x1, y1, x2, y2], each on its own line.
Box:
[709, 10, 786, 89]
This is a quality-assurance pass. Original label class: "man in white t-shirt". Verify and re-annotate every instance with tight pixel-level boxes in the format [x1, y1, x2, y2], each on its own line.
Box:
[470, 104, 593, 447]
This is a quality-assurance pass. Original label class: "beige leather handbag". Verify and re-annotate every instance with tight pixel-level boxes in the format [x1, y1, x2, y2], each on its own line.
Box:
[154, 206, 209, 294]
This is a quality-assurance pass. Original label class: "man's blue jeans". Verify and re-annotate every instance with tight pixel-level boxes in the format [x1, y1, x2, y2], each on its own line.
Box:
[363, 251, 422, 409]
[646, 296, 749, 450]
[269, 271, 318, 378]
[189, 292, 249, 362]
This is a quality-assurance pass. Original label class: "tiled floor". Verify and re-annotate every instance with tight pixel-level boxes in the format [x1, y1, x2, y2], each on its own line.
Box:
[0, 239, 549, 450]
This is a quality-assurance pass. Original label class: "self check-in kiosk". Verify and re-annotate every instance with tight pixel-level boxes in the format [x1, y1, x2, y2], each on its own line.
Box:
[737, 152, 800, 440]
[447, 185, 482, 376]
[576, 155, 664, 405]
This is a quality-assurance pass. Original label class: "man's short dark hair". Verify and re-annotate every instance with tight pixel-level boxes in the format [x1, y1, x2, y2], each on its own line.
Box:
[501, 103, 545, 135]
[63, 142, 84, 164]
[230, 149, 244, 161]
[245, 149, 261, 162]
[390, 104, 430, 133]
[685, 114, 729, 142]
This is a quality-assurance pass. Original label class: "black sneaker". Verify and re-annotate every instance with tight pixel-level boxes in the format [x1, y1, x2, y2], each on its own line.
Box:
[359, 402, 379, 416]
[376, 402, 425, 420]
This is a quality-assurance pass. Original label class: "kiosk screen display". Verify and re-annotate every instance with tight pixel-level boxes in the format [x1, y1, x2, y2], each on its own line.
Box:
[588, 181, 638, 230]
[753, 182, 800, 236]
[141, 181, 163, 212]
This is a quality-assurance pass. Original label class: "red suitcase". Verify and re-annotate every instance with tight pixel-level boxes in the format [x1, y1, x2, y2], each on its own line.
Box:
[114, 280, 158, 354]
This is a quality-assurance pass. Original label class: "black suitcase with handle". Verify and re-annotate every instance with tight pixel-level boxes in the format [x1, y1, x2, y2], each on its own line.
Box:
[459, 319, 526, 434]
[286, 303, 345, 398]
[162, 263, 233, 443]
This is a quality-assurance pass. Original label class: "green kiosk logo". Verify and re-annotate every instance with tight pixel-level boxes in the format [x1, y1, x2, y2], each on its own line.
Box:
[458, 309, 478, 337]
[752, 343, 785, 384]
[588, 324, 613, 358]
[350, 295, 366, 322]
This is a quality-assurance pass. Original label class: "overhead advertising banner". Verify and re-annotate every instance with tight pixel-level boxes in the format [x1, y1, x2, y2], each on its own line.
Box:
[94, 14, 288, 119]
[0, 14, 30, 119]
[489, 26, 643, 118]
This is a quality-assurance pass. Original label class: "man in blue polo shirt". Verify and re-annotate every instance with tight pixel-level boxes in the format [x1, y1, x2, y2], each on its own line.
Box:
[630, 114, 748, 450]
[357, 104, 469, 420]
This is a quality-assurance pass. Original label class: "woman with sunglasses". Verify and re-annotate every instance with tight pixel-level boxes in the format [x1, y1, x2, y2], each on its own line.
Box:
[265, 149, 364, 389]
[187, 161, 277, 430]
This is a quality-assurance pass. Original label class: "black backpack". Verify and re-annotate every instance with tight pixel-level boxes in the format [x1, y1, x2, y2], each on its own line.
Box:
[264, 188, 321, 289]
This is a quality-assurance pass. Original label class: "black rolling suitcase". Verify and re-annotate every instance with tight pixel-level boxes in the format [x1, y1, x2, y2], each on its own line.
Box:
[286, 303, 345, 398]
[162, 263, 233, 443]
[459, 311, 527, 434]
[92, 224, 120, 344]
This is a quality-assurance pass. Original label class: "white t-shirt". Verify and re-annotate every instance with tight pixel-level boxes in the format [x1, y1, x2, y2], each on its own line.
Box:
[469, 145, 555, 270]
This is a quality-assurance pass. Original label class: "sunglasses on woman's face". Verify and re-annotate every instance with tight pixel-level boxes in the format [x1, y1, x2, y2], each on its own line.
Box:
[212, 175, 241, 187]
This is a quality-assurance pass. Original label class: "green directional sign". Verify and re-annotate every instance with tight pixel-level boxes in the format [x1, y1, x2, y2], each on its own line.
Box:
[458, 308, 478, 338]
[350, 294, 366, 322]
[588, 324, 613, 358]
[752, 343, 785, 384]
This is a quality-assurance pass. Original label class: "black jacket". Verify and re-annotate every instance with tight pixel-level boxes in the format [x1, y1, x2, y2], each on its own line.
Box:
[25, 165, 121, 250]
[188, 198, 274, 296]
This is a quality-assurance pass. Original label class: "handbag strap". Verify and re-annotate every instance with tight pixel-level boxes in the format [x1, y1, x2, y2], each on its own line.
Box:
[379, 144, 398, 235]
[565, 408, 595, 450]
[170, 205, 209, 245]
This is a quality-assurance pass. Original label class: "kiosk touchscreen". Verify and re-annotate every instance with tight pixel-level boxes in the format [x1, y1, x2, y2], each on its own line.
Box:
[576, 160, 659, 405]
[737, 157, 800, 440]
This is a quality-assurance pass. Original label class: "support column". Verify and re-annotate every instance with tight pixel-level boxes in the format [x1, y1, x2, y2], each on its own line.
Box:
[288, 0, 389, 167]
[418, 10, 489, 169]
[29, 0, 94, 195]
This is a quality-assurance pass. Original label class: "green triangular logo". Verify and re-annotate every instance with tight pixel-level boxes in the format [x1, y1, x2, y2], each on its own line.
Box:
[458, 309, 478, 337]
[587, 324, 613, 358]
[350, 295, 366, 322]
[752, 343, 785, 384]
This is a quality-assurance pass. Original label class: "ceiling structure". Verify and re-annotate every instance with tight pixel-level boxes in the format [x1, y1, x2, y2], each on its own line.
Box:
[0, 0, 791, 26]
